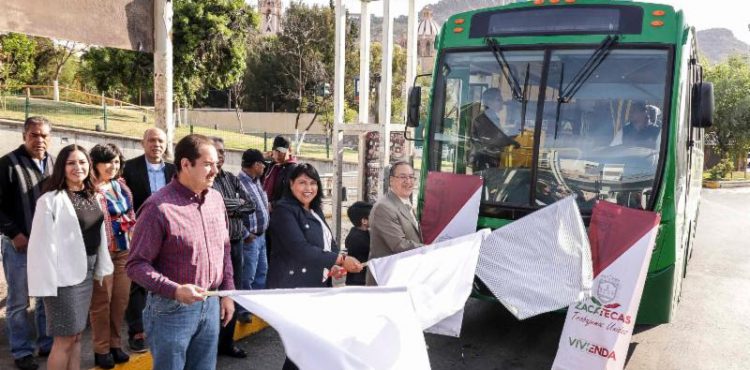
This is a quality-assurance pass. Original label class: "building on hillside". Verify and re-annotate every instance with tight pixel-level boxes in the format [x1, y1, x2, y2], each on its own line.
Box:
[418, 8, 440, 73]
[259, 0, 282, 36]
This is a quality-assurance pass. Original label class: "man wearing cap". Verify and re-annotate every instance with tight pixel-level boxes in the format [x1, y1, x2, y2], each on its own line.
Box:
[263, 135, 297, 206]
[236, 149, 270, 323]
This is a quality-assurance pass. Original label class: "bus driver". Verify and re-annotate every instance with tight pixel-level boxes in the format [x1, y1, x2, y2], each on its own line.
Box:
[469, 88, 521, 171]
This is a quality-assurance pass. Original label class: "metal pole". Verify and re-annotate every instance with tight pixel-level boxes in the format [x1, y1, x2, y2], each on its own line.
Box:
[379, 0, 394, 198]
[358, 1, 371, 203]
[332, 0, 347, 243]
[24, 87, 30, 120]
[154, 0, 174, 158]
[359, 1, 370, 125]
[405, 0, 418, 122]
[103, 103, 108, 131]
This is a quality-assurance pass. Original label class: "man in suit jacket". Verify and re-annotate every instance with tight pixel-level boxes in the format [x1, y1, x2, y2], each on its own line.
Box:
[120, 127, 176, 353]
[366, 161, 423, 285]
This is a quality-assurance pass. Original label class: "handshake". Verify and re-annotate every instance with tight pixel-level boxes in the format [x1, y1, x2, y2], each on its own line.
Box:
[324, 255, 365, 282]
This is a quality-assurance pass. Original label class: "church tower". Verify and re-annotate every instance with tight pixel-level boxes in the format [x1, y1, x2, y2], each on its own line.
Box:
[259, 0, 282, 36]
[417, 8, 440, 73]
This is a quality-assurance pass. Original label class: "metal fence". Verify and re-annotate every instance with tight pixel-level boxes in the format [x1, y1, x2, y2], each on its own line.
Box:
[0, 91, 153, 135]
[0, 91, 362, 161]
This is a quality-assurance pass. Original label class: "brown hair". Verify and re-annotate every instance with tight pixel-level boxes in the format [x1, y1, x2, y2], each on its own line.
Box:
[43, 144, 97, 196]
[90, 143, 126, 179]
[174, 134, 214, 173]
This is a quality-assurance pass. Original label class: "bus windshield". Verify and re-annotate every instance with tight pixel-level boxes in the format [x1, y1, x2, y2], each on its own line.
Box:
[429, 47, 670, 213]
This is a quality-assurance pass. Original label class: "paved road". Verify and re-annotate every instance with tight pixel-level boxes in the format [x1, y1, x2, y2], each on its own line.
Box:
[1, 188, 747, 369]
[221, 188, 750, 370]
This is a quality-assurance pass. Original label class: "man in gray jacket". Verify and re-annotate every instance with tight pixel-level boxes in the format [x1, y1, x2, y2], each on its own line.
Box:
[366, 161, 423, 285]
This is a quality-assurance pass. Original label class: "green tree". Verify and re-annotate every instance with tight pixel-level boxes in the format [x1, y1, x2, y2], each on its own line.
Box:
[172, 0, 255, 106]
[0, 33, 37, 99]
[243, 34, 285, 112]
[704, 55, 750, 169]
[30, 38, 83, 100]
[274, 1, 336, 150]
[79, 47, 153, 104]
[369, 42, 407, 124]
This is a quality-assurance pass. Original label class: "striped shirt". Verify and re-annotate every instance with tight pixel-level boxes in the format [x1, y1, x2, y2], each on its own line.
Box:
[238, 171, 269, 235]
[100, 178, 136, 252]
[126, 179, 234, 299]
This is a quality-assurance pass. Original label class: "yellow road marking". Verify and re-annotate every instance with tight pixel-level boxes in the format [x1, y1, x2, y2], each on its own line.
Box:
[89, 319, 268, 370]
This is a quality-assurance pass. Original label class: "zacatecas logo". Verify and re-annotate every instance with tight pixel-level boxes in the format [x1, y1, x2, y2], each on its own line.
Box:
[596, 275, 620, 304]
[574, 274, 632, 324]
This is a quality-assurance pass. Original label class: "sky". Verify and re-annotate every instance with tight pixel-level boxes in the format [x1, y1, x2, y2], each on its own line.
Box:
[275, 0, 750, 44]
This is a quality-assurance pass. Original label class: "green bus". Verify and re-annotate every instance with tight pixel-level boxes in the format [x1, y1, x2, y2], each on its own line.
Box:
[407, 0, 713, 324]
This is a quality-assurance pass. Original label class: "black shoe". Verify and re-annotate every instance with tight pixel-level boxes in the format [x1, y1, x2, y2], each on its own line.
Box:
[237, 311, 252, 324]
[37, 348, 51, 358]
[218, 345, 247, 359]
[110, 347, 130, 363]
[128, 335, 147, 353]
[14, 355, 39, 370]
[94, 352, 115, 369]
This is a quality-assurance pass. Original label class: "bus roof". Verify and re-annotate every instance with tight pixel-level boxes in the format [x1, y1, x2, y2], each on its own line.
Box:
[440, 0, 688, 49]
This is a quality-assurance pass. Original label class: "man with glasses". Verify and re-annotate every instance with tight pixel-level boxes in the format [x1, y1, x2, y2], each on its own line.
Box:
[366, 161, 423, 285]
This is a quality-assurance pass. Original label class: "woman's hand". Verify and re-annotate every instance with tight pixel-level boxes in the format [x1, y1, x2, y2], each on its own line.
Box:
[342, 256, 363, 273]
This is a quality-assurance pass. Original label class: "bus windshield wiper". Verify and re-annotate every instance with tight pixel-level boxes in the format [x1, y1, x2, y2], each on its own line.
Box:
[560, 35, 619, 102]
[554, 35, 619, 138]
[485, 37, 524, 102]
[519, 63, 530, 132]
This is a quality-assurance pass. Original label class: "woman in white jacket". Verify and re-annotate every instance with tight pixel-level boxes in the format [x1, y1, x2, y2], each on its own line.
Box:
[27, 144, 113, 370]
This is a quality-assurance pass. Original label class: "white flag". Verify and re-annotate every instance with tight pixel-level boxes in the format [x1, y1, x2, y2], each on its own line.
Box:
[552, 201, 660, 370]
[476, 196, 593, 320]
[231, 287, 430, 370]
[368, 230, 489, 337]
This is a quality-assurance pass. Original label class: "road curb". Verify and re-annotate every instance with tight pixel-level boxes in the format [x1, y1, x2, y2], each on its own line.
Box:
[88, 319, 269, 370]
[703, 180, 750, 189]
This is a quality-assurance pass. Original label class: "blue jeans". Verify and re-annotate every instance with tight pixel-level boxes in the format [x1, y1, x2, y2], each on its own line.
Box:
[242, 233, 268, 290]
[143, 293, 219, 370]
[1, 236, 53, 359]
[238, 234, 267, 316]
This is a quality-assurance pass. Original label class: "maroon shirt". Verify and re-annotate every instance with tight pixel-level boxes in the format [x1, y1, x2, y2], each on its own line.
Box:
[126, 179, 234, 299]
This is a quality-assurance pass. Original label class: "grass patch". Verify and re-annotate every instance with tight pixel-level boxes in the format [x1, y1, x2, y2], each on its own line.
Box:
[0, 96, 358, 161]
[703, 170, 749, 181]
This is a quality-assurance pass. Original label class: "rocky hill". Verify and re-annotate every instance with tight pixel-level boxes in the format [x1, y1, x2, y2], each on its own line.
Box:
[696, 28, 750, 65]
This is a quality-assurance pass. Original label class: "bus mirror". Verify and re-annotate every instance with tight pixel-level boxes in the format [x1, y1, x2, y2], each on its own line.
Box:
[407, 86, 422, 128]
[692, 82, 714, 128]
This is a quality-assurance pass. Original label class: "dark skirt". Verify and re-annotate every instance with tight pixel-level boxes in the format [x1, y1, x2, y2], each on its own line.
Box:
[43, 255, 97, 336]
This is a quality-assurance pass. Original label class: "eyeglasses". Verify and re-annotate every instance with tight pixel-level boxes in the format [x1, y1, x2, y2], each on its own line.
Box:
[391, 175, 417, 181]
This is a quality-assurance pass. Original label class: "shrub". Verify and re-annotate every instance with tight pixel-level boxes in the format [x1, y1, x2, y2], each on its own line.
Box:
[708, 157, 734, 180]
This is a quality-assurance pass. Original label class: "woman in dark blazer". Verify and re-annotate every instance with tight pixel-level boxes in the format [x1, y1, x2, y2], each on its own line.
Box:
[268, 163, 362, 289]
[267, 163, 363, 370]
